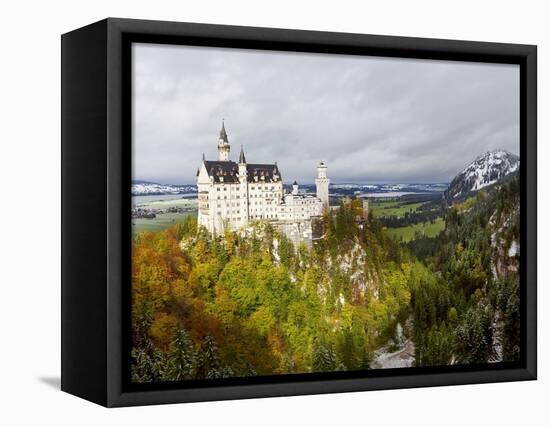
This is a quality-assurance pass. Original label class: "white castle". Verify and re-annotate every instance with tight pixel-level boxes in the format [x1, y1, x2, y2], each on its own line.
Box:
[197, 121, 329, 240]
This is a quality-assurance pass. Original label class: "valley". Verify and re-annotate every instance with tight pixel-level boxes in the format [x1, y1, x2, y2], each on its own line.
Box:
[131, 182, 448, 240]
[130, 149, 521, 380]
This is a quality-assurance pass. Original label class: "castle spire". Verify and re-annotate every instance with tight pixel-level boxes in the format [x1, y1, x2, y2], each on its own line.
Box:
[239, 145, 246, 164]
[217, 119, 230, 161]
[219, 118, 228, 142]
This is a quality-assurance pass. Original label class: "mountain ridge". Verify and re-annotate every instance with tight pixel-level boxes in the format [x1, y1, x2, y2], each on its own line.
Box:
[444, 149, 519, 202]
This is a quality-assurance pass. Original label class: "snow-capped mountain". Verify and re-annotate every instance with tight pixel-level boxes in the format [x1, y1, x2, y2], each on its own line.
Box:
[445, 150, 519, 201]
[132, 180, 197, 196]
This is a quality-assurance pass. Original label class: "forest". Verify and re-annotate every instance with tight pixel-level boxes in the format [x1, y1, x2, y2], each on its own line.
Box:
[131, 176, 520, 382]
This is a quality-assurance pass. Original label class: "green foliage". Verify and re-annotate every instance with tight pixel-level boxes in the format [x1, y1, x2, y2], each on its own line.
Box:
[492, 276, 521, 361]
[408, 176, 520, 365]
[131, 202, 418, 380]
[455, 302, 494, 363]
[130, 179, 521, 380]
[447, 307, 458, 326]
[312, 338, 344, 372]
[415, 322, 455, 366]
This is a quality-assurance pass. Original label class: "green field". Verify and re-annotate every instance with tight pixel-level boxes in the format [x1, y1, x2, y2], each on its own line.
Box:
[369, 200, 424, 218]
[369, 197, 444, 242]
[132, 212, 197, 236]
[386, 217, 445, 242]
[132, 195, 198, 237]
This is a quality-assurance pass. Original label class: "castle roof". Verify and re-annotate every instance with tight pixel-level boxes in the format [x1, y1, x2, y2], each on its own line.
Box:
[203, 160, 281, 183]
[247, 163, 281, 183]
[203, 160, 240, 183]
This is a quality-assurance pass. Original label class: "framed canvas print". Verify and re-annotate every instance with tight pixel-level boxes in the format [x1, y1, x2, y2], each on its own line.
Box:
[61, 18, 537, 407]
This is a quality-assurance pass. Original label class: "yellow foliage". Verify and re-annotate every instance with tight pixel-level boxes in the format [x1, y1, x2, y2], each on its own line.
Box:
[150, 312, 178, 349]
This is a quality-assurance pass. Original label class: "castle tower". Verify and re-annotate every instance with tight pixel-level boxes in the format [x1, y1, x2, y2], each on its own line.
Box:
[292, 181, 299, 195]
[218, 119, 230, 161]
[238, 145, 249, 226]
[315, 161, 329, 208]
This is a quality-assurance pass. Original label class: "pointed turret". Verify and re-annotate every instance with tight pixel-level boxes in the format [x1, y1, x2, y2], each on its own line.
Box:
[239, 145, 246, 164]
[217, 119, 230, 161]
[219, 119, 228, 142]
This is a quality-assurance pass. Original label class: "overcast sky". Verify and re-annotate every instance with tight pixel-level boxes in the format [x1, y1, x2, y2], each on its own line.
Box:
[132, 43, 519, 185]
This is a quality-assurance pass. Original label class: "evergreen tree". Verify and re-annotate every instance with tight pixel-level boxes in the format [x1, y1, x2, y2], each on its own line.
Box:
[131, 338, 167, 382]
[164, 327, 197, 381]
[196, 334, 234, 379]
[455, 302, 494, 363]
[312, 339, 340, 372]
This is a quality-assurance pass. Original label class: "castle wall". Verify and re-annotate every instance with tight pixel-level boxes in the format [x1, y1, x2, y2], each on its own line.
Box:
[279, 194, 323, 221]
[247, 181, 283, 220]
[273, 220, 314, 248]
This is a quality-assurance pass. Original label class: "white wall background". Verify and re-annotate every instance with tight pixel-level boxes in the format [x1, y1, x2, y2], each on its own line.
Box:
[0, 0, 546, 424]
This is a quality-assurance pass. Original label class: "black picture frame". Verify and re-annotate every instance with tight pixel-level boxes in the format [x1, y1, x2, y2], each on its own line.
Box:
[61, 17, 537, 407]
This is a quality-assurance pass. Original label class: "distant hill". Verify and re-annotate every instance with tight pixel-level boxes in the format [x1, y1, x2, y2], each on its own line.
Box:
[132, 180, 447, 197]
[291, 183, 447, 198]
[132, 181, 197, 196]
[445, 150, 519, 202]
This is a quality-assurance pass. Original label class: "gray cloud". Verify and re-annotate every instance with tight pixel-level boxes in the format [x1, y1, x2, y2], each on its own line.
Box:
[132, 43, 519, 184]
